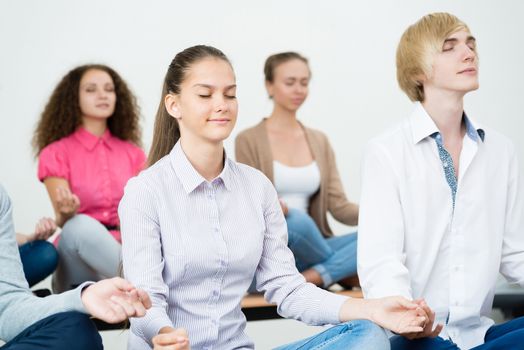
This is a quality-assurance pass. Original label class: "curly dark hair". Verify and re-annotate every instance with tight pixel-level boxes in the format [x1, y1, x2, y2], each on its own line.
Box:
[32, 64, 141, 156]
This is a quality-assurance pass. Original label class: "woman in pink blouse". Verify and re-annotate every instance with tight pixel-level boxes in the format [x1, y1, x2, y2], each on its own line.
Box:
[32, 64, 145, 293]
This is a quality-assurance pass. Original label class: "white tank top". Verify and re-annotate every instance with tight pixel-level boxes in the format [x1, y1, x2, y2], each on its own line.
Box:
[273, 161, 321, 213]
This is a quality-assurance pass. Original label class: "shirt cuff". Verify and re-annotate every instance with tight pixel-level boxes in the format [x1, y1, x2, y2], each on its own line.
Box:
[318, 292, 350, 324]
[137, 307, 174, 346]
[61, 281, 95, 314]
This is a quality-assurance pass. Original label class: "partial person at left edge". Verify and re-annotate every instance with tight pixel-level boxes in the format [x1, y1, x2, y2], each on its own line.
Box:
[32, 64, 146, 293]
[0, 183, 152, 350]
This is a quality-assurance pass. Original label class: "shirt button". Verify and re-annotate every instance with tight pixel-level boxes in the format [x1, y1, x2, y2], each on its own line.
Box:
[213, 290, 218, 297]
[214, 228, 219, 233]
[220, 260, 226, 267]
[103, 212, 109, 217]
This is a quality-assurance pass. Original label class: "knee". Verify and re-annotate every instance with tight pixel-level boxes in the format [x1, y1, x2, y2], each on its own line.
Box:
[33, 240, 59, 268]
[60, 214, 102, 246]
[348, 320, 390, 348]
[286, 209, 318, 235]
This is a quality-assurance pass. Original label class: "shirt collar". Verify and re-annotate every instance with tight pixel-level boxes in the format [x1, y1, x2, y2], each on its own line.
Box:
[410, 102, 485, 144]
[73, 127, 113, 151]
[170, 141, 232, 194]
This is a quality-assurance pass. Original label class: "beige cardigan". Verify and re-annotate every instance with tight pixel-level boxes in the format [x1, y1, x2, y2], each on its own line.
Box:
[235, 119, 358, 238]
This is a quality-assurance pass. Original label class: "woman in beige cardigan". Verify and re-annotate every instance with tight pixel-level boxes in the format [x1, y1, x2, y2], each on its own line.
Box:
[235, 52, 359, 288]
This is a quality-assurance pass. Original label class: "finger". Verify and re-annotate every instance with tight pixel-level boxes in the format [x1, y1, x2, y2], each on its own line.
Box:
[173, 328, 188, 338]
[396, 297, 419, 310]
[110, 277, 135, 292]
[105, 299, 128, 323]
[136, 289, 153, 309]
[123, 289, 147, 317]
[429, 323, 444, 338]
[72, 194, 81, 207]
[110, 295, 137, 317]
[154, 333, 184, 346]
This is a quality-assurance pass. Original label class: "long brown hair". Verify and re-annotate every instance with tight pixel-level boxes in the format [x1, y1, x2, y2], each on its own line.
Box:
[32, 64, 141, 156]
[147, 45, 231, 166]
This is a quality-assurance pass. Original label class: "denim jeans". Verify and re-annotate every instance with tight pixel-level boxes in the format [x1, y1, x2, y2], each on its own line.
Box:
[274, 320, 390, 350]
[390, 316, 524, 350]
[2, 311, 102, 350]
[18, 240, 58, 287]
[286, 208, 357, 287]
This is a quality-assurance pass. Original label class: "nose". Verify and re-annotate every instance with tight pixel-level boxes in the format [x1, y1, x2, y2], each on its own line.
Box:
[97, 88, 108, 99]
[463, 45, 476, 62]
[214, 96, 229, 113]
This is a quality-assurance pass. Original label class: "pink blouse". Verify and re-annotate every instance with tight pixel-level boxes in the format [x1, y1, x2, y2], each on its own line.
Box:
[38, 127, 146, 242]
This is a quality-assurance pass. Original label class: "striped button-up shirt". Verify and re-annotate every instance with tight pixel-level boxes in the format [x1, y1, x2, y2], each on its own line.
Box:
[119, 142, 347, 350]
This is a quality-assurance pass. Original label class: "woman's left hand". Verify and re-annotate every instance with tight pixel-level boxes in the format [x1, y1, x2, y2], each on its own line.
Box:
[32, 217, 57, 241]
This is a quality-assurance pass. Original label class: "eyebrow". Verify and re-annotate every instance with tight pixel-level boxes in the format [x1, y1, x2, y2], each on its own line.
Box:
[444, 35, 476, 44]
[192, 84, 237, 90]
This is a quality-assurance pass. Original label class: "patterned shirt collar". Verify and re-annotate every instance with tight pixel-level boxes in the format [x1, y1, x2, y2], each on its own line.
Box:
[170, 141, 232, 194]
[73, 126, 113, 151]
[410, 101, 485, 144]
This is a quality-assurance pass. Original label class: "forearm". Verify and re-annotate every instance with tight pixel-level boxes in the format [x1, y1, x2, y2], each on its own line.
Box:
[0, 288, 85, 342]
[15, 233, 31, 245]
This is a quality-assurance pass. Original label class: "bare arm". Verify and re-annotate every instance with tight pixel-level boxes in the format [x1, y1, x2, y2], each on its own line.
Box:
[43, 177, 80, 227]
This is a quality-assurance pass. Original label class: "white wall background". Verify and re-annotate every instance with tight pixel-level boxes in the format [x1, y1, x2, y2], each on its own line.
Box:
[1, 0, 523, 233]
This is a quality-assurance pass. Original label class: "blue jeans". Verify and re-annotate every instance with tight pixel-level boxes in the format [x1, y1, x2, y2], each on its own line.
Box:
[2, 311, 102, 350]
[275, 320, 390, 350]
[18, 240, 58, 287]
[390, 316, 524, 349]
[286, 208, 357, 287]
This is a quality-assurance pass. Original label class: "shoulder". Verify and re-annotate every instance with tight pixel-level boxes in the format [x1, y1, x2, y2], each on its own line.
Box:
[228, 159, 274, 190]
[39, 135, 74, 157]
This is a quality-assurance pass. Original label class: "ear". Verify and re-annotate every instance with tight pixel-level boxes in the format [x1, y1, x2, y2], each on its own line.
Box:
[165, 94, 181, 119]
[265, 80, 274, 99]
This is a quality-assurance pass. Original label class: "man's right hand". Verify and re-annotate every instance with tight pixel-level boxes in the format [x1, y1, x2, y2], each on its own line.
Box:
[81, 277, 152, 324]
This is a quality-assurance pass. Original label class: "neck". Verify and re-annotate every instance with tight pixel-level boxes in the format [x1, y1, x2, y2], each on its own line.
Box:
[267, 104, 300, 130]
[422, 91, 465, 140]
[82, 117, 108, 137]
[180, 137, 224, 181]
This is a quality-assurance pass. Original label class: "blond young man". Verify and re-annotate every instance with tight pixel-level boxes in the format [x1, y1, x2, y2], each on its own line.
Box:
[358, 12, 524, 350]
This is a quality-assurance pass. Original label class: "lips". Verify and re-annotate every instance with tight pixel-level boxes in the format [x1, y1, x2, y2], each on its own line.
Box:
[96, 103, 110, 108]
[208, 118, 230, 123]
[458, 67, 477, 74]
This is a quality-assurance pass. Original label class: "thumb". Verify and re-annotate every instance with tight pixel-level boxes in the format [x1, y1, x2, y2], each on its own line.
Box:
[109, 277, 135, 292]
[173, 328, 188, 338]
[396, 297, 419, 309]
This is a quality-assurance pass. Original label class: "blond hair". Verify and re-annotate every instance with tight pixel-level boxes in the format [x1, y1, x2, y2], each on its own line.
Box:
[396, 12, 470, 101]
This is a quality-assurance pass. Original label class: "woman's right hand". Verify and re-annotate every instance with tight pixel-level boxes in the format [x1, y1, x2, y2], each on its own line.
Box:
[55, 187, 80, 218]
[368, 296, 439, 336]
[153, 327, 190, 350]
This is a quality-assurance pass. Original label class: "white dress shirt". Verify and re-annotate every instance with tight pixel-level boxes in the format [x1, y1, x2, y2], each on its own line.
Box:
[358, 102, 524, 349]
[119, 142, 347, 350]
